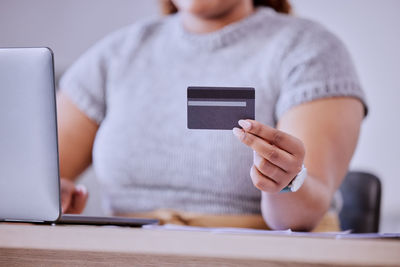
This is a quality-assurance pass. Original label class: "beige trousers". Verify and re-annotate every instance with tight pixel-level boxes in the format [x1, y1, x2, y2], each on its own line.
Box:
[117, 209, 340, 232]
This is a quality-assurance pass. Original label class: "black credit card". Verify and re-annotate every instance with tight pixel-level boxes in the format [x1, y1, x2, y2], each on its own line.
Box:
[187, 86, 255, 130]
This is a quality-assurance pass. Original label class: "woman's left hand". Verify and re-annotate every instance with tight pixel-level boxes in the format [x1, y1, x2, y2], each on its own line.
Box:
[233, 119, 305, 193]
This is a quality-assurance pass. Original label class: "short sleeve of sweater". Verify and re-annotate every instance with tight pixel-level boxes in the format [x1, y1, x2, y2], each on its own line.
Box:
[59, 28, 127, 124]
[275, 21, 368, 120]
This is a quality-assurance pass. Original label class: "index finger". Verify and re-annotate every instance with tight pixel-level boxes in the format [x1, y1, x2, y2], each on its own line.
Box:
[238, 119, 304, 156]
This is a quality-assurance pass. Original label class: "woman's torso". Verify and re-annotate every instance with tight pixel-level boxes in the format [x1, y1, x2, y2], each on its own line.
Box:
[60, 7, 361, 215]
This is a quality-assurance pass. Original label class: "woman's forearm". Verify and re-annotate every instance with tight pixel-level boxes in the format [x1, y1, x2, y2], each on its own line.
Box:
[260, 173, 333, 231]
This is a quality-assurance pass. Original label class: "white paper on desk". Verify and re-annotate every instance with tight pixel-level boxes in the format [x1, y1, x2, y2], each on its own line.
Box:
[143, 224, 291, 234]
[335, 233, 400, 239]
[142, 224, 351, 237]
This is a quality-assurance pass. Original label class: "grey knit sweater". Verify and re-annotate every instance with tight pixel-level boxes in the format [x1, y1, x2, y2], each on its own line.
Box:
[60, 7, 366, 215]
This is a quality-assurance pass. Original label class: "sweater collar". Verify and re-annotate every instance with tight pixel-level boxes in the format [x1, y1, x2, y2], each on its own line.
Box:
[173, 7, 274, 51]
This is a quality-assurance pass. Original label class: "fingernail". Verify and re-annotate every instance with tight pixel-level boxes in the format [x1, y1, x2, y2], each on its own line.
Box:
[232, 127, 244, 139]
[238, 120, 251, 130]
[76, 184, 87, 195]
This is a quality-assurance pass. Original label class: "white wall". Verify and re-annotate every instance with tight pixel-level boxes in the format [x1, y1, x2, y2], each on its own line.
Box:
[0, 0, 159, 78]
[1, 0, 399, 232]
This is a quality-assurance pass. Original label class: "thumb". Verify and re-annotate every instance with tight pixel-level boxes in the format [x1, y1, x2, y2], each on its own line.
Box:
[67, 184, 89, 214]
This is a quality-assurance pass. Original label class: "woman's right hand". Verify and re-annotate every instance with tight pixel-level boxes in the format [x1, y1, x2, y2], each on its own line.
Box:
[60, 178, 88, 214]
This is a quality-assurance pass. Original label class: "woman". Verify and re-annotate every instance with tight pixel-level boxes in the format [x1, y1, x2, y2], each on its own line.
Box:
[58, 0, 366, 231]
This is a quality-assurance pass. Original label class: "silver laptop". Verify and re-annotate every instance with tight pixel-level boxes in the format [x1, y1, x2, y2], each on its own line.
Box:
[0, 47, 157, 227]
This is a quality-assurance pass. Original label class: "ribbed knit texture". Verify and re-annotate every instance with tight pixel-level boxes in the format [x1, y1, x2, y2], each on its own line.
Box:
[60, 7, 366, 215]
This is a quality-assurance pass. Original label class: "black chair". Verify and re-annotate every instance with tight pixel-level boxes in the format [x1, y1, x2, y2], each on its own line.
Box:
[339, 171, 381, 233]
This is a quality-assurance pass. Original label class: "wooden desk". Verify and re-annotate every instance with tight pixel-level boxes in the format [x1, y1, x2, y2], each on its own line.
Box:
[0, 224, 399, 266]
